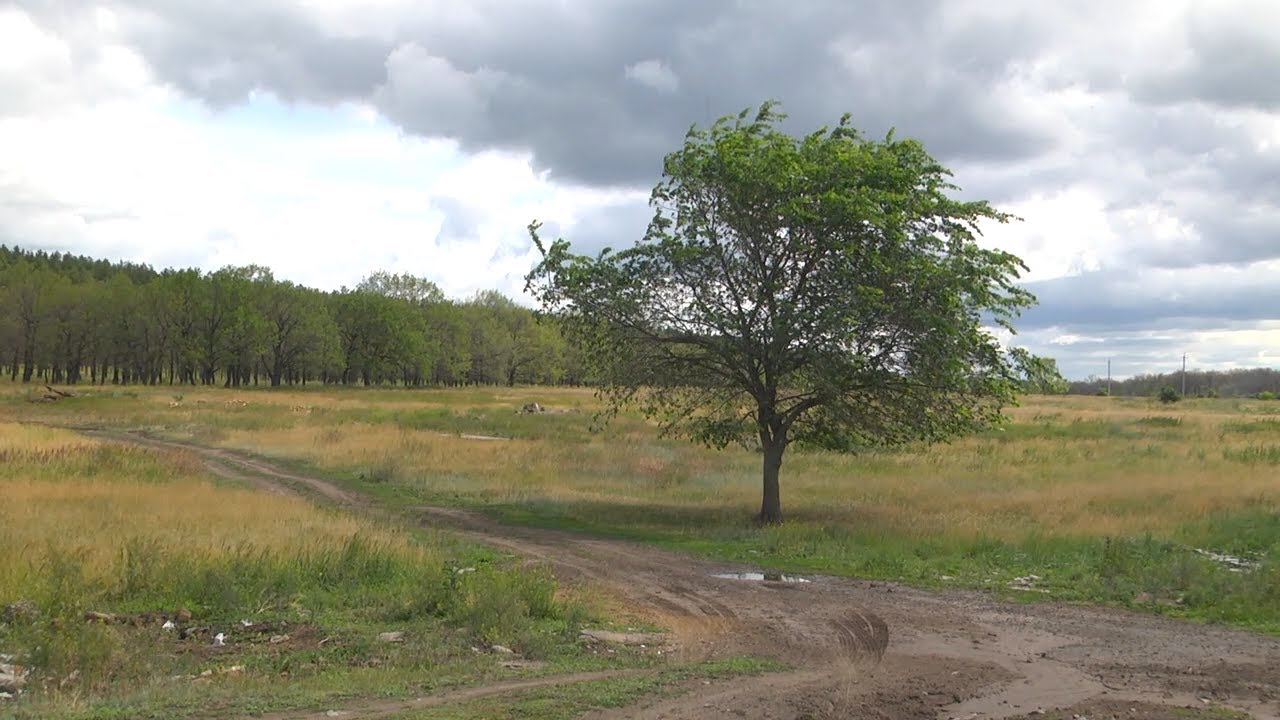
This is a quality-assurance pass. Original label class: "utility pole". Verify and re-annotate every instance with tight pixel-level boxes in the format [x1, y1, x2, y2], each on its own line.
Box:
[1182, 353, 1187, 397]
[1107, 359, 1111, 396]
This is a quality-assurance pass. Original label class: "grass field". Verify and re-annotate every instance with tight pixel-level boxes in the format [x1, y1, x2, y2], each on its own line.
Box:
[0, 419, 675, 719]
[2, 382, 1279, 714]
[8, 385, 1280, 625]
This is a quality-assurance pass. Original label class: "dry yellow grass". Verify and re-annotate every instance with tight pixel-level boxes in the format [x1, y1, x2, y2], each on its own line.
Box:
[0, 422, 429, 600]
[148, 391, 1279, 542]
[6, 386, 1280, 543]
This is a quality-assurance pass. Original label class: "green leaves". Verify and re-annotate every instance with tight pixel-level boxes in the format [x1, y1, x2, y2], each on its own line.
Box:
[527, 101, 1038, 519]
[1010, 348, 1070, 395]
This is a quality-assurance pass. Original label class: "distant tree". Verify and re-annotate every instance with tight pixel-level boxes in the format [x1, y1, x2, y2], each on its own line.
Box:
[357, 271, 445, 306]
[210, 268, 269, 387]
[467, 291, 565, 385]
[0, 245, 572, 388]
[422, 301, 472, 385]
[526, 102, 1036, 523]
[154, 269, 204, 385]
[253, 278, 338, 387]
[1070, 368, 1280, 398]
[3, 261, 51, 382]
[333, 289, 416, 385]
[1009, 348, 1069, 395]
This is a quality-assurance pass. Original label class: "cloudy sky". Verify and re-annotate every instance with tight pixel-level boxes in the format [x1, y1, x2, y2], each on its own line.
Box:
[1, 1, 1277, 379]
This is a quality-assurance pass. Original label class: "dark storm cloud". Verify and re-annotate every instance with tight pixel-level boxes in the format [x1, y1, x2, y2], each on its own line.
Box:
[14, 1, 1277, 195]
[65, 0, 1277, 271]
[100, 0, 389, 106]
[24, 0, 1076, 187]
[6, 0, 1279, 378]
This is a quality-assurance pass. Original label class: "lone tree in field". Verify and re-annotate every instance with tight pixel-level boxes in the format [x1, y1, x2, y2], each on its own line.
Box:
[525, 103, 1036, 524]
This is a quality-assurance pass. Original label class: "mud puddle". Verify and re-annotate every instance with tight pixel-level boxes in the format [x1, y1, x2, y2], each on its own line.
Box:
[712, 572, 811, 583]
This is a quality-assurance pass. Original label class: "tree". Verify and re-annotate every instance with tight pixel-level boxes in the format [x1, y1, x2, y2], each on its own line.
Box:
[333, 289, 416, 385]
[4, 261, 52, 382]
[212, 267, 269, 387]
[467, 290, 566, 385]
[356, 271, 445, 306]
[253, 278, 338, 387]
[422, 301, 472, 385]
[0, 246, 577, 387]
[1009, 348, 1069, 395]
[525, 102, 1036, 523]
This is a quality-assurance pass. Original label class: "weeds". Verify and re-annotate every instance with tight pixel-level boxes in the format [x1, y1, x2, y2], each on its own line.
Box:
[1220, 418, 1280, 434]
[0, 424, 592, 717]
[1133, 416, 1182, 428]
[1222, 445, 1280, 465]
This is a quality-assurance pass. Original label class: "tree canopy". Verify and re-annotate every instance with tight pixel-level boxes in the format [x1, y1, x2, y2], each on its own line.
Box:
[0, 246, 575, 388]
[1009, 348, 1069, 395]
[526, 102, 1038, 523]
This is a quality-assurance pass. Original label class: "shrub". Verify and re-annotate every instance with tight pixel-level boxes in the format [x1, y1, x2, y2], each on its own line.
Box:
[1257, 391, 1277, 401]
[1158, 386, 1181, 404]
[1134, 416, 1181, 428]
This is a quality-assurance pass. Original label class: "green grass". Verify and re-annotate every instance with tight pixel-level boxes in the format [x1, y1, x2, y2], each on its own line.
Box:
[489, 500, 1280, 632]
[978, 417, 1138, 441]
[1133, 415, 1184, 428]
[5, 385, 1280, 641]
[1220, 418, 1280, 434]
[384, 656, 785, 720]
[1222, 445, 1280, 465]
[0, 424, 630, 720]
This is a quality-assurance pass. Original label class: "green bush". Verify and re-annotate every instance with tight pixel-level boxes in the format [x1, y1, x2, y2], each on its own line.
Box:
[454, 566, 565, 651]
[1158, 386, 1181, 404]
[1257, 391, 1277, 401]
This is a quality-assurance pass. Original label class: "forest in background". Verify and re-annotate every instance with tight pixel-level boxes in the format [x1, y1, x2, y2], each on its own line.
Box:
[1069, 368, 1280, 399]
[0, 245, 580, 387]
[3, 244, 1277, 395]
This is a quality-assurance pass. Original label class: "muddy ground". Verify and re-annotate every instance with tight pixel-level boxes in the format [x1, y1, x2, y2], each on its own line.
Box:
[84, 430, 1280, 720]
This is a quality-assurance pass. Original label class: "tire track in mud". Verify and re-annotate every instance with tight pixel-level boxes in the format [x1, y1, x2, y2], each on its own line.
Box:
[831, 612, 890, 661]
[71, 427, 1280, 720]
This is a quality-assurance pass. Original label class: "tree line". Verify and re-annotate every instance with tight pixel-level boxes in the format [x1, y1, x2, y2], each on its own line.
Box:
[0, 246, 582, 387]
[1069, 367, 1280, 399]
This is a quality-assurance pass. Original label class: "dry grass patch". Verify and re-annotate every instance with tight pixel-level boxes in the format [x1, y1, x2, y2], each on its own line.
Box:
[0, 422, 600, 718]
[0, 423, 428, 603]
[177, 394, 1280, 542]
[6, 385, 1280, 631]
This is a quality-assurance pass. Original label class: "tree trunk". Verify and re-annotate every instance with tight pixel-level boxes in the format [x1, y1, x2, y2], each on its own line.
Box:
[758, 436, 785, 524]
[21, 346, 34, 382]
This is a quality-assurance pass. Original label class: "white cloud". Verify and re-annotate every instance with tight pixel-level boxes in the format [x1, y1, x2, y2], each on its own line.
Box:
[2, 1, 1278, 378]
[0, 17, 631, 302]
[624, 59, 679, 93]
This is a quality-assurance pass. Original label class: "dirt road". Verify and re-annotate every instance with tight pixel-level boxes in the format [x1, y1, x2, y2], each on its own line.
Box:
[85, 429, 1280, 720]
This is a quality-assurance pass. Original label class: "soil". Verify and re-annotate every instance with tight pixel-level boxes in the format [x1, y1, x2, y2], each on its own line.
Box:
[82, 429, 1280, 720]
